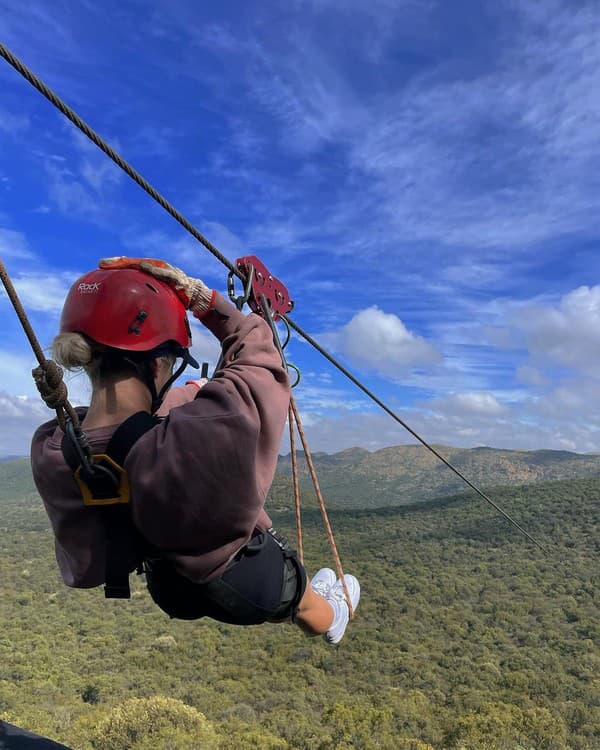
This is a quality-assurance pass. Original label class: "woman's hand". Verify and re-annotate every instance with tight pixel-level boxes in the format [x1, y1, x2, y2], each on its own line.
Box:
[99, 256, 216, 318]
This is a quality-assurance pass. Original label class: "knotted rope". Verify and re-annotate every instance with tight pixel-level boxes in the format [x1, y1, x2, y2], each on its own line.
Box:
[32, 360, 69, 411]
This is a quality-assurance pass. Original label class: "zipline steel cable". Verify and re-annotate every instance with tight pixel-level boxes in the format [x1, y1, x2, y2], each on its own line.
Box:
[0, 42, 545, 552]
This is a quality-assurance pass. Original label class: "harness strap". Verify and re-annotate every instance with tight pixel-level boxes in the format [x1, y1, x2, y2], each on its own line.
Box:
[61, 411, 159, 598]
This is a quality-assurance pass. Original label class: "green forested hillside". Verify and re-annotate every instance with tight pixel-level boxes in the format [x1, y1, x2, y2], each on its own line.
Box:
[0, 458, 36, 500]
[277, 445, 600, 508]
[0, 468, 598, 749]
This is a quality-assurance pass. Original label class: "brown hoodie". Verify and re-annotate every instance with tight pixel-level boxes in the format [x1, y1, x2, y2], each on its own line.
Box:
[30, 293, 290, 588]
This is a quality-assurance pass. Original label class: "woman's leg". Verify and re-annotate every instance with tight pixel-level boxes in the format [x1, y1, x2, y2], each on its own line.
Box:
[294, 585, 334, 635]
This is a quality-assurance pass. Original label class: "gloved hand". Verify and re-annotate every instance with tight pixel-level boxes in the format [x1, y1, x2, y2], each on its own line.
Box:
[99, 257, 216, 318]
[186, 377, 209, 391]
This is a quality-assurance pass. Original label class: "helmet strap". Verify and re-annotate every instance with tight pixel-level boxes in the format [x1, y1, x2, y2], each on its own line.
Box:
[155, 357, 188, 413]
[121, 349, 197, 415]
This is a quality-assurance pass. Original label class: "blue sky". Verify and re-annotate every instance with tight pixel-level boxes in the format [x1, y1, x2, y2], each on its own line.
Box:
[2, 0, 600, 456]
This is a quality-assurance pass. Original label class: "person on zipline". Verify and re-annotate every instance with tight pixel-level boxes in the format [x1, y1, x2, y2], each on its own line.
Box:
[30, 257, 360, 644]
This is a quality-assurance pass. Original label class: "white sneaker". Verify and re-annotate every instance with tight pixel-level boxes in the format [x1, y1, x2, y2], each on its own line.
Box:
[324, 574, 361, 645]
[310, 568, 336, 598]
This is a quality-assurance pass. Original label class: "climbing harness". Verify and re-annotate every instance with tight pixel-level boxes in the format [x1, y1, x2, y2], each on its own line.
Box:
[0, 42, 546, 557]
[61, 410, 160, 598]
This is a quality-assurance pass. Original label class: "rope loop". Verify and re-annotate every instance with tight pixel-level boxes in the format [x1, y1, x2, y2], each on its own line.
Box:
[32, 360, 68, 410]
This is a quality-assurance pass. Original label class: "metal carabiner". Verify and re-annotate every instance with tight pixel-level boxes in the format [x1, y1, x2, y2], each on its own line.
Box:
[258, 293, 301, 388]
[227, 264, 255, 311]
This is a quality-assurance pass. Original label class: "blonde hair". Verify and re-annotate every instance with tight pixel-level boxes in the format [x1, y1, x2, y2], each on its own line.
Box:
[51, 332, 176, 386]
[52, 332, 96, 370]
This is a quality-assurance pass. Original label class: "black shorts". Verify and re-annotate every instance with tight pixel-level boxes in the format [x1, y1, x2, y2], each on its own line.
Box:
[144, 529, 307, 625]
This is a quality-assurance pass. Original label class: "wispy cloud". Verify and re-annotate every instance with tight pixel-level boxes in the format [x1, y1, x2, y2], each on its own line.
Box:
[293, 373, 367, 417]
[0, 107, 29, 137]
[0, 228, 35, 261]
[185, 0, 600, 267]
[41, 127, 124, 219]
[44, 162, 102, 218]
[348, 4, 600, 251]
[2, 271, 75, 314]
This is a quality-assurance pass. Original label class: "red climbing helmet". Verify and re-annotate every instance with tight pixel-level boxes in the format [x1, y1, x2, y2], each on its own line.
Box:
[60, 268, 197, 363]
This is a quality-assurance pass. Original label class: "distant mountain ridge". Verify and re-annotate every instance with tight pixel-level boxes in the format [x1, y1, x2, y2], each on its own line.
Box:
[4, 444, 600, 511]
[277, 444, 600, 508]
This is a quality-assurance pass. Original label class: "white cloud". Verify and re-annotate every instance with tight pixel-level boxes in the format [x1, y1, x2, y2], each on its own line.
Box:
[0, 228, 35, 260]
[501, 286, 600, 373]
[0, 352, 40, 397]
[321, 306, 441, 376]
[0, 348, 90, 406]
[424, 392, 507, 417]
[5, 272, 74, 314]
[531, 377, 600, 422]
[0, 391, 50, 456]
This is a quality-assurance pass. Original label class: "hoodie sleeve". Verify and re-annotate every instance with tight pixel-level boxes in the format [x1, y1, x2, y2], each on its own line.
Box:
[157, 380, 207, 415]
[125, 292, 290, 581]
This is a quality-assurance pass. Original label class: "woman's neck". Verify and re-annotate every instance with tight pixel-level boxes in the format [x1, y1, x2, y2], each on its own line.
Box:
[82, 376, 152, 430]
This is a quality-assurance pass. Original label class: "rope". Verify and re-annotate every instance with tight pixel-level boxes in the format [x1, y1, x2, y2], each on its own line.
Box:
[0, 42, 546, 552]
[289, 396, 354, 617]
[288, 405, 304, 564]
[263, 300, 351, 611]
[32, 360, 68, 409]
[0, 257, 79, 431]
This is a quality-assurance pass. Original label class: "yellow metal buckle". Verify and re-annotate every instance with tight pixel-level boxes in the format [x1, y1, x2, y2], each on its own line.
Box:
[75, 454, 131, 506]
